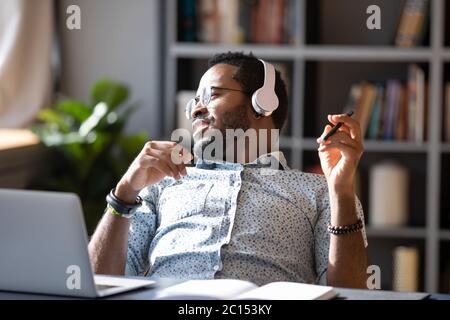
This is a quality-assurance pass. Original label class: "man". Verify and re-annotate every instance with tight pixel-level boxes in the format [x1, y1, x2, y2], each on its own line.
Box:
[88, 52, 368, 288]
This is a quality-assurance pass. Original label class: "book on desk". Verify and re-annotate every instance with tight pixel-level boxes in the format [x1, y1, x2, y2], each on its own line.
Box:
[152, 279, 337, 300]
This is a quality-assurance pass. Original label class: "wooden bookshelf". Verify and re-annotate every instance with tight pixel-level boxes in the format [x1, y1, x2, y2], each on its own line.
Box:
[367, 226, 427, 239]
[162, 0, 449, 293]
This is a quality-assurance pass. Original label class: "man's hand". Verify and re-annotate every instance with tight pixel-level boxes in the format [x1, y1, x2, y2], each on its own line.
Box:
[115, 140, 192, 203]
[89, 140, 192, 275]
[316, 114, 364, 194]
[316, 114, 368, 288]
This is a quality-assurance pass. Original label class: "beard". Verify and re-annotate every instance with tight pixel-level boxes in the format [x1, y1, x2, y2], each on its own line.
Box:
[193, 104, 251, 162]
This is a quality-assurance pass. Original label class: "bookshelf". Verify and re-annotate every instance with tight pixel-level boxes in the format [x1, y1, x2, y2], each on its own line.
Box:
[162, 0, 449, 293]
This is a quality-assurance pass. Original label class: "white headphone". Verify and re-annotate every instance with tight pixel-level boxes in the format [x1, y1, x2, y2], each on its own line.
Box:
[251, 59, 279, 117]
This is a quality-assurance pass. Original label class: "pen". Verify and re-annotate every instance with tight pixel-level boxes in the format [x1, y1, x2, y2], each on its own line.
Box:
[322, 110, 354, 141]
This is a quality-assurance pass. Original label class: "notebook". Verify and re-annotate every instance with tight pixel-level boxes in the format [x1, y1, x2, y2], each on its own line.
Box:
[153, 279, 337, 300]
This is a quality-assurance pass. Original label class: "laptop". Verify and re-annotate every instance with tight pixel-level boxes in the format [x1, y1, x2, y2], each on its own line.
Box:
[0, 188, 155, 298]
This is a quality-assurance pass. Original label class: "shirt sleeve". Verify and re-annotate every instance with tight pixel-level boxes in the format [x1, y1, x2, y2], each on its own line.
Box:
[124, 185, 159, 276]
[314, 183, 368, 286]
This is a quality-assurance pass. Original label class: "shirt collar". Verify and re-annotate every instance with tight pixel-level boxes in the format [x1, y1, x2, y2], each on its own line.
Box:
[249, 151, 290, 170]
[195, 151, 290, 171]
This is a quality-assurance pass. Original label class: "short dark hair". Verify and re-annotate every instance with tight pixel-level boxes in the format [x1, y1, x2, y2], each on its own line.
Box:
[208, 52, 288, 130]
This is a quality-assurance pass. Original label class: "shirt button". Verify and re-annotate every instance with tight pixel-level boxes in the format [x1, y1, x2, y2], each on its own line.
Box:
[197, 183, 205, 190]
[213, 265, 220, 271]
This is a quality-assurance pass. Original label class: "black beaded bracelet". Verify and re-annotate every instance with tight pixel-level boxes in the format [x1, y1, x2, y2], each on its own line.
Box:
[106, 188, 142, 218]
[327, 219, 363, 235]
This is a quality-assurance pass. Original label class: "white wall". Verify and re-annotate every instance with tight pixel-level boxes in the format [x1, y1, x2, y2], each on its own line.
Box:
[58, 0, 162, 137]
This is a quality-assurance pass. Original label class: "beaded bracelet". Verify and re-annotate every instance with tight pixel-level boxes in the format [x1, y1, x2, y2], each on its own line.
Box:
[105, 188, 142, 219]
[327, 219, 363, 235]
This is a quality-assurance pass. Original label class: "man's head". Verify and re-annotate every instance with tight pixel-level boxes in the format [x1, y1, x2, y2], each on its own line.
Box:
[189, 52, 288, 162]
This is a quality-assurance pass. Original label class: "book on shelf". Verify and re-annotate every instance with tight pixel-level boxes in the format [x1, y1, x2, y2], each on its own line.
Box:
[153, 279, 337, 300]
[384, 79, 402, 140]
[342, 64, 427, 142]
[396, 84, 408, 141]
[283, 0, 302, 46]
[395, 0, 429, 47]
[345, 81, 377, 135]
[197, 0, 220, 43]
[218, 0, 242, 44]
[408, 64, 426, 143]
[179, 0, 301, 44]
[367, 85, 384, 140]
[179, 0, 198, 42]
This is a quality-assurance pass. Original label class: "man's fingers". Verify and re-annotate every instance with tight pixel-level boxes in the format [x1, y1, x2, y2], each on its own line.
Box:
[141, 140, 193, 180]
[320, 131, 360, 149]
[145, 140, 178, 151]
[317, 125, 333, 143]
[328, 114, 362, 140]
[144, 148, 181, 179]
[138, 155, 174, 178]
[318, 141, 358, 155]
[160, 151, 182, 179]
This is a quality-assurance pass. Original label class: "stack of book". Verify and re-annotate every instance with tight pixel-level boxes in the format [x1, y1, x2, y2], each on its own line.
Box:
[179, 0, 301, 45]
[395, 0, 429, 47]
[344, 64, 427, 142]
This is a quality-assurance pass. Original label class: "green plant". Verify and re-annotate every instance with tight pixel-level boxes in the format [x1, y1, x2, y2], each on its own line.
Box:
[31, 79, 148, 234]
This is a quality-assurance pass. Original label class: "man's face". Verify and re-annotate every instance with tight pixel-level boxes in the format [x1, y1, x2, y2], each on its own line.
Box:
[191, 64, 252, 159]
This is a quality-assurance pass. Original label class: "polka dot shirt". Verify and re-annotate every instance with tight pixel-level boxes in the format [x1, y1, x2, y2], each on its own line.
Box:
[124, 152, 367, 286]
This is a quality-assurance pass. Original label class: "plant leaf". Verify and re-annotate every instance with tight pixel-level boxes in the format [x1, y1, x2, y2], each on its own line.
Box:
[91, 79, 129, 110]
[79, 102, 109, 137]
[56, 100, 92, 123]
[36, 109, 70, 133]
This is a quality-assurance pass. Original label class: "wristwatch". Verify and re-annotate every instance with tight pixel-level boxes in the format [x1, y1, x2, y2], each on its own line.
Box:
[105, 188, 142, 218]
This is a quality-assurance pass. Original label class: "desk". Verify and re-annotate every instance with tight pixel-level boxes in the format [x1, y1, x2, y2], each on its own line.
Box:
[0, 278, 448, 300]
[0, 129, 47, 188]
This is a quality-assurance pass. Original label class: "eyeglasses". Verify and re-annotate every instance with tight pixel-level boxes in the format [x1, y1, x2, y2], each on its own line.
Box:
[185, 86, 248, 120]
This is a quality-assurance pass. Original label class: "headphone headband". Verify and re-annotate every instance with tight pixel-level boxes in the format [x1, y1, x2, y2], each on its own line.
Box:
[260, 59, 276, 94]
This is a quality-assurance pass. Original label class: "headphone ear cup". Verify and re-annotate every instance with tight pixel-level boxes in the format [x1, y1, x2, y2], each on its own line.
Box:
[251, 87, 279, 117]
[251, 90, 260, 114]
